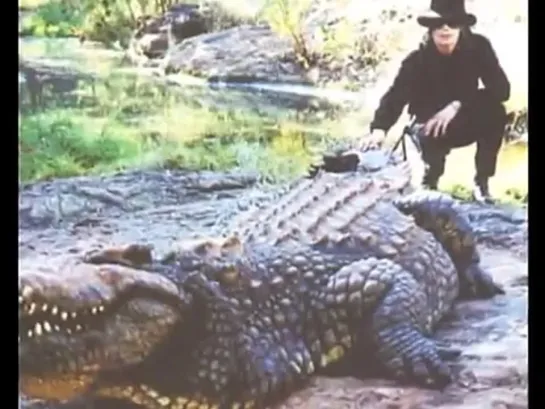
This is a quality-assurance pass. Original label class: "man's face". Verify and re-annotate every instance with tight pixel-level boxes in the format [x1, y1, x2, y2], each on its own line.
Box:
[430, 20, 461, 53]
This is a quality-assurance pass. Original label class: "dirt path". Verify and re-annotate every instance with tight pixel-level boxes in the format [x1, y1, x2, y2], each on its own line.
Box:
[19, 169, 528, 409]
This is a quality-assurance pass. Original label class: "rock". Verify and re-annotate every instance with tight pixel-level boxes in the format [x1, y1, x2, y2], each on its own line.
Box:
[128, 3, 208, 62]
[168, 4, 208, 41]
[159, 1, 418, 86]
[18, 169, 258, 230]
[137, 33, 169, 59]
[18, 58, 98, 110]
[123, 0, 421, 86]
[164, 24, 307, 83]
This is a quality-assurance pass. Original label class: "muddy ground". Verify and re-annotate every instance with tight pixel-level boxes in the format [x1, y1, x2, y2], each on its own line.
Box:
[19, 169, 528, 409]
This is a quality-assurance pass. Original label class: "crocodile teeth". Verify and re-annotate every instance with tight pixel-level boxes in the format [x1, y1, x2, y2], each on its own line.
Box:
[250, 279, 262, 288]
[19, 301, 109, 341]
[21, 286, 33, 298]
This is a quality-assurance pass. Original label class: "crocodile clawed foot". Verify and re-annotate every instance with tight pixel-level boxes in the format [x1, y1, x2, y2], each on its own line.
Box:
[396, 344, 452, 389]
[378, 327, 453, 389]
[461, 263, 505, 299]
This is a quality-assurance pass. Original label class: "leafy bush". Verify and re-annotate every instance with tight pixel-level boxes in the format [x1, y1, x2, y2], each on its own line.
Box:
[20, 0, 83, 38]
[21, 0, 259, 47]
[260, 0, 316, 68]
[259, 0, 400, 73]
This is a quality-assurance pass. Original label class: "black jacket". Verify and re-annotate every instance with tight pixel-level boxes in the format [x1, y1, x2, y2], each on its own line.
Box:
[370, 33, 511, 132]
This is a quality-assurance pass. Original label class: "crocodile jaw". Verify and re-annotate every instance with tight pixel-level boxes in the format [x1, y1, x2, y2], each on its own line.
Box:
[18, 262, 186, 401]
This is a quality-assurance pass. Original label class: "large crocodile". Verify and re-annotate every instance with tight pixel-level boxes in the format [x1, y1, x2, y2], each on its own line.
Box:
[19, 147, 504, 409]
[228, 147, 501, 299]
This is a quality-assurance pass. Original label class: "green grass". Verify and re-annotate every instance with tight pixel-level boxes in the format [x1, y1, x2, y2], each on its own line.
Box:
[19, 108, 318, 183]
[440, 143, 528, 205]
[18, 72, 325, 183]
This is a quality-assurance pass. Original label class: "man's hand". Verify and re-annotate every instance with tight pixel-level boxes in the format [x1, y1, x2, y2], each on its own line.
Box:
[424, 101, 461, 138]
[365, 129, 386, 148]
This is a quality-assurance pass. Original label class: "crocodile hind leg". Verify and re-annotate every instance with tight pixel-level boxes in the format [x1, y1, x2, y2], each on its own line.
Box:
[323, 257, 460, 389]
[393, 191, 504, 299]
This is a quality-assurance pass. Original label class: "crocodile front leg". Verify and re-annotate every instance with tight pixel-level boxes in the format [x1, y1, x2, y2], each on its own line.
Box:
[393, 191, 504, 299]
[227, 330, 316, 409]
[322, 257, 459, 388]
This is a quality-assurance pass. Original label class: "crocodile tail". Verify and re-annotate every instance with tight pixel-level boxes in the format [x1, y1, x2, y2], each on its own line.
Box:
[393, 191, 504, 299]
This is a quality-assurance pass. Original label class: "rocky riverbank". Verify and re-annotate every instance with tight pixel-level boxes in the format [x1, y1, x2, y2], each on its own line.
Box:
[19, 167, 527, 409]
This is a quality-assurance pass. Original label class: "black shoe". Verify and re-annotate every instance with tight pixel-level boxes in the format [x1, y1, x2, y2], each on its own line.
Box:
[472, 178, 494, 204]
[422, 181, 438, 190]
[422, 169, 439, 190]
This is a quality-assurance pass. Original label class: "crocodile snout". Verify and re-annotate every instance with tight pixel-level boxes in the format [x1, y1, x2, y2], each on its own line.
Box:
[18, 262, 188, 401]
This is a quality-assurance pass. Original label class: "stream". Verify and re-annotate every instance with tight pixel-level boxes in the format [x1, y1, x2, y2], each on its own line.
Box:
[18, 36, 365, 116]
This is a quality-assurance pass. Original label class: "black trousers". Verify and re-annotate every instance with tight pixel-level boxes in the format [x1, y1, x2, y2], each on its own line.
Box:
[418, 92, 507, 182]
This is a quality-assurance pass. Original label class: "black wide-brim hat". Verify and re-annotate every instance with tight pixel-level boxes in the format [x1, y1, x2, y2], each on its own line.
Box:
[417, 0, 477, 27]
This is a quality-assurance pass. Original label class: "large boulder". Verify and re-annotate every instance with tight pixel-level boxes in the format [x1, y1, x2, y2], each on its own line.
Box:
[128, 3, 208, 61]
[163, 24, 309, 83]
[159, 2, 417, 86]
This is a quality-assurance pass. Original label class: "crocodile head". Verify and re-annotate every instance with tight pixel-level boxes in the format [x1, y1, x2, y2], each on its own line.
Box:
[18, 261, 189, 402]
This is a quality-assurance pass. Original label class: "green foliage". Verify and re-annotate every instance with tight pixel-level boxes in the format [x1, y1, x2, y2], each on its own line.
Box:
[260, 0, 393, 72]
[444, 183, 527, 206]
[18, 71, 317, 183]
[19, 112, 143, 181]
[200, 1, 260, 32]
[260, 0, 315, 68]
[21, 0, 259, 47]
[20, 0, 83, 38]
